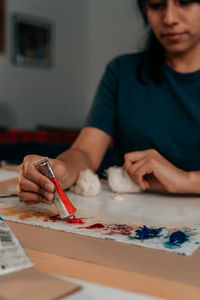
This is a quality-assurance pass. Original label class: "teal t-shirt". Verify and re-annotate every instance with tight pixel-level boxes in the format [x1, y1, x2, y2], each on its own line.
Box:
[86, 53, 200, 171]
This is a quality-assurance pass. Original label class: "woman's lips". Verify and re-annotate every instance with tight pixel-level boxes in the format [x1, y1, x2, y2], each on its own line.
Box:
[162, 32, 184, 41]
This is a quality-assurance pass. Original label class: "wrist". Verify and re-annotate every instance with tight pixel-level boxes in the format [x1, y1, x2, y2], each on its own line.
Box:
[185, 171, 200, 194]
[56, 154, 80, 189]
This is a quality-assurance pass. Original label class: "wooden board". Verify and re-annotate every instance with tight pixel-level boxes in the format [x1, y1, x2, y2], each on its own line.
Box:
[0, 268, 81, 300]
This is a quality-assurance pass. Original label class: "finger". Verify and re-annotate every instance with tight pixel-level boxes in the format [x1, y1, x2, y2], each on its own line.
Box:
[23, 163, 55, 192]
[124, 149, 158, 164]
[122, 166, 128, 177]
[19, 191, 53, 205]
[17, 164, 24, 186]
[18, 178, 54, 202]
[25, 199, 54, 205]
[41, 199, 55, 205]
[124, 151, 146, 164]
[17, 164, 21, 174]
[51, 159, 68, 186]
[17, 167, 23, 195]
[125, 159, 149, 189]
[134, 159, 175, 192]
[123, 159, 132, 171]
[144, 174, 165, 192]
[126, 159, 146, 176]
[126, 160, 151, 190]
[134, 162, 155, 190]
[24, 201, 41, 205]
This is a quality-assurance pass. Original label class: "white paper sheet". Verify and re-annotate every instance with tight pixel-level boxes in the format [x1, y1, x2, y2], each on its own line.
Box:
[0, 217, 33, 276]
[59, 275, 162, 300]
[0, 170, 17, 182]
[1, 185, 200, 255]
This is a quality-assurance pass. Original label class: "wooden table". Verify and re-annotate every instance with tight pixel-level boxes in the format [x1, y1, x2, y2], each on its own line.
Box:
[26, 246, 200, 300]
[3, 217, 200, 300]
[1, 165, 200, 300]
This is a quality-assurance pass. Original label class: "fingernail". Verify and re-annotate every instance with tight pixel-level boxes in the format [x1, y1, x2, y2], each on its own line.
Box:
[45, 192, 54, 202]
[45, 183, 55, 192]
[43, 199, 53, 205]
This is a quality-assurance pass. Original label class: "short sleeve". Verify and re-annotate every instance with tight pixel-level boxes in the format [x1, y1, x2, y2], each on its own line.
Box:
[85, 58, 119, 138]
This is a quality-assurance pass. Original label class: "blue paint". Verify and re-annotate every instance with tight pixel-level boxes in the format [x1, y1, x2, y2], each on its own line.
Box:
[0, 216, 3, 221]
[129, 225, 164, 240]
[170, 231, 187, 244]
[164, 230, 189, 249]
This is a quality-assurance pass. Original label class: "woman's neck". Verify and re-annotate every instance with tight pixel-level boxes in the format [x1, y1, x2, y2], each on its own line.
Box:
[166, 46, 200, 73]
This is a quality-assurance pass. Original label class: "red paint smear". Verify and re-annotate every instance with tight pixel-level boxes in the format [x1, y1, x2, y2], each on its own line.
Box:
[49, 214, 85, 225]
[84, 223, 105, 229]
[67, 216, 85, 225]
[47, 214, 61, 222]
[51, 176, 76, 215]
[106, 224, 133, 236]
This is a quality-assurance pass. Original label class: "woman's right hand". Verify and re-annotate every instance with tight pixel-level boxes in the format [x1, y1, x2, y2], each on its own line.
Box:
[17, 155, 69, 205]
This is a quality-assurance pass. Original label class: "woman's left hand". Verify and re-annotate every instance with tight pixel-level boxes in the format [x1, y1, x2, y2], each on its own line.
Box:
[123, 149, 190, 193]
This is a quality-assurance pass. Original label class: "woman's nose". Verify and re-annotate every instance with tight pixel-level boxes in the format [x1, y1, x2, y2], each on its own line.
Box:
[163, 3, 178, 26]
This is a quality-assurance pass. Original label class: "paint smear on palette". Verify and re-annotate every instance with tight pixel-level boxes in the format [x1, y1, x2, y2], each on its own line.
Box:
[43, 214, 85, 225]
[85, 223, 105, 229]
[1, 206, 36, 217]
[2, 205, 200, 255]
[105, 224, 134, 236]
[2, 206, 85, 225]
[67, 216, 85, 224]
[44, 214, 85, 225]
[77, 223, 134, 235]
[77, 223, 105, 230]
[78, 223, 163, 239]
[131, 225, 164, 240]
[78, 223, 133, 235]
[164, 230, 189, 249]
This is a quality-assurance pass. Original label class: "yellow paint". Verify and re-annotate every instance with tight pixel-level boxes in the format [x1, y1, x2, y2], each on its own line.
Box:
[5, 209, 31, 216]
[0, 205, 59, 222]
[0, 206, 17, 214]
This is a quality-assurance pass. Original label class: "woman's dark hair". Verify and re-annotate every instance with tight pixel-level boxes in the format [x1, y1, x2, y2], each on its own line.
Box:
[136, 0, 200, 84]
[137, 0, 165, 84]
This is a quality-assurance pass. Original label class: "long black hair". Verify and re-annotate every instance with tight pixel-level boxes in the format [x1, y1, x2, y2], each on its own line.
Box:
[137, 0, 165, 84]
[136, 0, 200, 84]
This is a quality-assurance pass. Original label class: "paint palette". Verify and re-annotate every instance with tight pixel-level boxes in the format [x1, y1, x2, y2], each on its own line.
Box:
[1, 185, 200, 255]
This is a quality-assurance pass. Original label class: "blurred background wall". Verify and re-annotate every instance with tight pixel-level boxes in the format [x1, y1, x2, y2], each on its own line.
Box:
[0, 0, 146, 129]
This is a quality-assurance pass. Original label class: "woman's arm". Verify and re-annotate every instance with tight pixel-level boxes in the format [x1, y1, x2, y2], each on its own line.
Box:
[17, 127, 111, 204]
[123, 149, 200, 194]
[57, 127, 112, 188]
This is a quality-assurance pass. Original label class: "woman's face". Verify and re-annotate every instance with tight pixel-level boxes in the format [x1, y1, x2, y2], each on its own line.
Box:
[146, 0, 200, 56]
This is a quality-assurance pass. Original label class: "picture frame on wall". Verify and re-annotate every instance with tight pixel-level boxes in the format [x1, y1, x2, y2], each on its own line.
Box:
[0, 0, 5, 53]
[12, 13, 54, 68]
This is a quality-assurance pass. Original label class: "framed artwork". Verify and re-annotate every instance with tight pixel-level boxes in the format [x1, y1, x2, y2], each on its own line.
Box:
[12, 13, 53, 68]
[0, 0, 5, 53]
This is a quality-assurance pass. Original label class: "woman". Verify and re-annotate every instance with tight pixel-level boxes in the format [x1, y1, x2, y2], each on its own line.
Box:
[18, 0, 200, 205]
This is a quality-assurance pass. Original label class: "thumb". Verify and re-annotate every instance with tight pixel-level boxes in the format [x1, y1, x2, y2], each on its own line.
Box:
[50, 159, 69, 186]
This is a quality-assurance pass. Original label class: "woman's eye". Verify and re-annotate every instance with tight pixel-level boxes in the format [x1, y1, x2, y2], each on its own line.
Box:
[179, 0, 193, 6]
[148, 2, 164, 10]
[148, 0, 193, 10]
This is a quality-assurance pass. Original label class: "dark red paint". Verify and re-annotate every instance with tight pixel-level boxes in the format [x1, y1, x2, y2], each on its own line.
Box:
[45, 214, 85, 225]
[106, 224, 133, 236]
[49, 214, 60, 220]
[84, 223, 105, 229]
